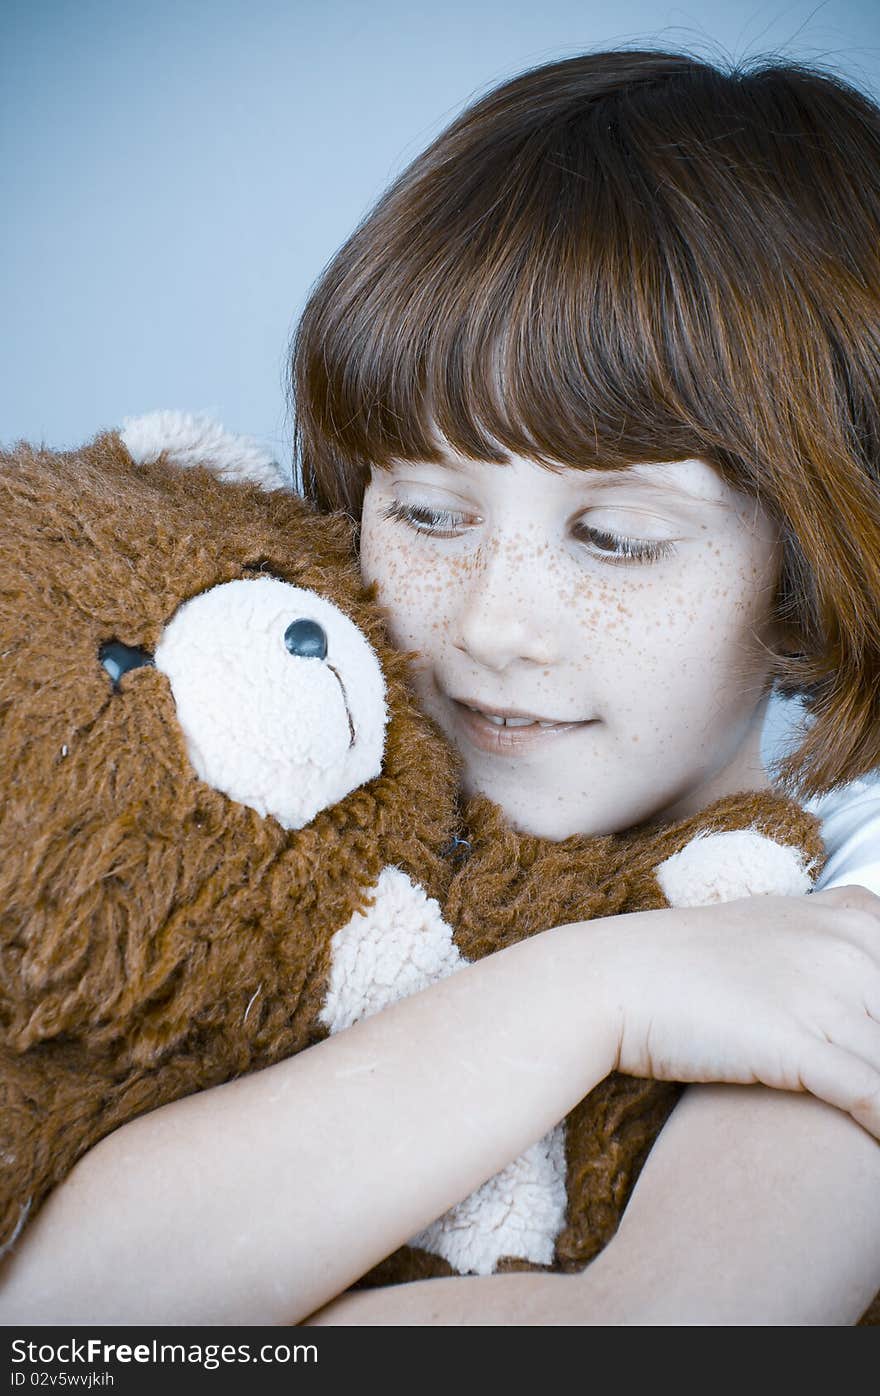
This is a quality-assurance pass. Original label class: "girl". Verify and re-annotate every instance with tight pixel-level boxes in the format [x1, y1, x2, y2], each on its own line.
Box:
[2, 47, 880, 1326]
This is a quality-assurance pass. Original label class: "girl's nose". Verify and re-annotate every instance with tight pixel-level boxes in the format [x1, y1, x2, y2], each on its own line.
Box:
[453, 542, 561, 671]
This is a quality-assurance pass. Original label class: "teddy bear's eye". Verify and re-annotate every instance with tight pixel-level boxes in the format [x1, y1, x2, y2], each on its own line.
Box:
[99, 640, 155, 688]
[284, 618, 327, 660]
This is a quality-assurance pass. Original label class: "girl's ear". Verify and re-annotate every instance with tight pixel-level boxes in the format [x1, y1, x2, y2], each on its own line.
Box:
[776, 629, 808, 662]
[763, 604, 806, 663]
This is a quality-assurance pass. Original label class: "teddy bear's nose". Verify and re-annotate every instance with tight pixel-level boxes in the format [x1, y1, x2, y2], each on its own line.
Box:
[283, 617, 328, 660]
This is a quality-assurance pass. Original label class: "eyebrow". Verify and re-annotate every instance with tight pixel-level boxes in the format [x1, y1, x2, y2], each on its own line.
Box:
[425, 454, 730, 507]
[579, 468, 729, 507]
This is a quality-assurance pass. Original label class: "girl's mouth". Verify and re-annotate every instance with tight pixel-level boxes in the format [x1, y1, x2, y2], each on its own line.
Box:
[449, 698, 593, 753]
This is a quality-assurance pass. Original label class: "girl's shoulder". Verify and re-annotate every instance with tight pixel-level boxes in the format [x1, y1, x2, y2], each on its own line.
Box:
[762, 689, 880, 894]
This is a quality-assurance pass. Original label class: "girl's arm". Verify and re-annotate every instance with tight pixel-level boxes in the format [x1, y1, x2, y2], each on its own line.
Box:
[1, 889, 878, 1325]
[576, 1080, 880, 1325]
[0, 915, 619, 1326]
[307, 882, 880, 1327]
[309, 1083, 880, 1325]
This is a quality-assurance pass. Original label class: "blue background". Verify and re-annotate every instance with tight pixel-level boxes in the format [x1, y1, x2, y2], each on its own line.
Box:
[3, 0, 879, 464]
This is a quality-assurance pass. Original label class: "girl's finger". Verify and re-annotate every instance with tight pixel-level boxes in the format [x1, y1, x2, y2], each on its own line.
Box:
[796, 1040, 880, 1141]
[813, 885, 880, 922]
[818, 1013, 880, 1081]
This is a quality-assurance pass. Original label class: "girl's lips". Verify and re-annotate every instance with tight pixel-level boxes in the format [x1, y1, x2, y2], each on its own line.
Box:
[449, 699, 592, 755]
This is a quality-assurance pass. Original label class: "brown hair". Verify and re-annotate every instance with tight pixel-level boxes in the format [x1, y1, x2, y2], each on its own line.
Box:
[291, 48, 880, 797]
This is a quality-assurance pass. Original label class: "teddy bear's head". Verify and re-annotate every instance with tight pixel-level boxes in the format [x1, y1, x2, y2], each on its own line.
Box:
[0, 414, 459, 1069]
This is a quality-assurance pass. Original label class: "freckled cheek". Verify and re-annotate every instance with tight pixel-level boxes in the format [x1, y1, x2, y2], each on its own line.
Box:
[566, 580, 679, 667]
[362, 531, 461, 650]
[625, 551, 771, 649]
[570, 585, 747, 688]
[564, 573, 622, 639]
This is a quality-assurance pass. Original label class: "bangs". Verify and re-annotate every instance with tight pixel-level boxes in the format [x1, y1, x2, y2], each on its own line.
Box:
[293, 57, 845, 508]
[344, 125, 716, 473]
[299, 96, 719, 486]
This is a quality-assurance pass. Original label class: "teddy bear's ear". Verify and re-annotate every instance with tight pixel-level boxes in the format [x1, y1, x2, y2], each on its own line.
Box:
[119, 410, 289, 491]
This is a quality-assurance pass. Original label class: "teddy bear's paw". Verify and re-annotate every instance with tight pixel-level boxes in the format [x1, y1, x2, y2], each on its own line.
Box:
[120, 411, 287, 490]
[409, 1123, 568, 1276]
[656, 828, 815, 906]
[318, 867, 464, 1033]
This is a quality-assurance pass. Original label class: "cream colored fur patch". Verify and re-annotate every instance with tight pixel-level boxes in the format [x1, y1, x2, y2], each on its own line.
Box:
[121, 410, 287, 490]
[320, 866, 567, 1272]
[657, 828, 813, 906]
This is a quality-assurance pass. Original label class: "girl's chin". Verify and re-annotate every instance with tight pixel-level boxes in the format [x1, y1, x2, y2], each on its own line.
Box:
[459, 762, 689, 840]
[457, 775, 602, 841]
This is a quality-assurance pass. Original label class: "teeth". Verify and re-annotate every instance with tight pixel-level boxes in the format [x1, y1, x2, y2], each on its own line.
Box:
[469, 707, 559, 729]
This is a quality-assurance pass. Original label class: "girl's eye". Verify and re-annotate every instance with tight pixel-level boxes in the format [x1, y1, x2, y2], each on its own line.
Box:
[380, 500, 471, 538]
[573, 523, 675, 565]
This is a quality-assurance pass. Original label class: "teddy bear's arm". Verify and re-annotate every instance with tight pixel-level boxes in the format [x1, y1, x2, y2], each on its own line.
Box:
[615, 791, 825, 910]
[654, 827, 815, 906]
[317, 864, 569, 1276]
[317, 866, 465, 1033]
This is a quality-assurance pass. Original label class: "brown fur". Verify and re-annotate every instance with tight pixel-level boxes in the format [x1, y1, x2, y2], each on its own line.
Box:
[0, 431, 460, 1251]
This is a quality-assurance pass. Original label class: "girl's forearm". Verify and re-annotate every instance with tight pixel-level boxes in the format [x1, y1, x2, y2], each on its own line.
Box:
[0, 916, 620, 1327]
[304, 1271, 600, 1325]
[6, 885, 875, 1326]
[308, 1083, 880, 1327]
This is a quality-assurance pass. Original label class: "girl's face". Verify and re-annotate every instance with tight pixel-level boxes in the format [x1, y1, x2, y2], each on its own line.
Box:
[359, 448, 783, 839]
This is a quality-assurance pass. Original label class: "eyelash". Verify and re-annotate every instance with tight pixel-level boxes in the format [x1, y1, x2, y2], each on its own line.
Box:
[381, 501, 676, 565]
[381, 501, 464, 538]
[572, 525, 674, 564]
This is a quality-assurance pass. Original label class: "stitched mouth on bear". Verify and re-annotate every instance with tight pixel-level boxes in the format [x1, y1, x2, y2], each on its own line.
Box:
[326, 663, 356, 748]
[283, 616, 356, 749]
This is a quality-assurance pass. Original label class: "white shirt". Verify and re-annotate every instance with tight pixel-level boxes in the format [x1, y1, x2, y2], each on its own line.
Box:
[761, 689, 880, 894]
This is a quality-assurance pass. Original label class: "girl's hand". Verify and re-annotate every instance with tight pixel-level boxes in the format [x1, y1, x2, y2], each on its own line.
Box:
[594, 885, 880, 1137]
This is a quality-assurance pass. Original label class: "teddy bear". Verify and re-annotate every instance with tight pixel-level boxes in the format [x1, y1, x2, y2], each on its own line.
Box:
[3, 413, 872, 1321]
[0, 411, 462, 1255]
